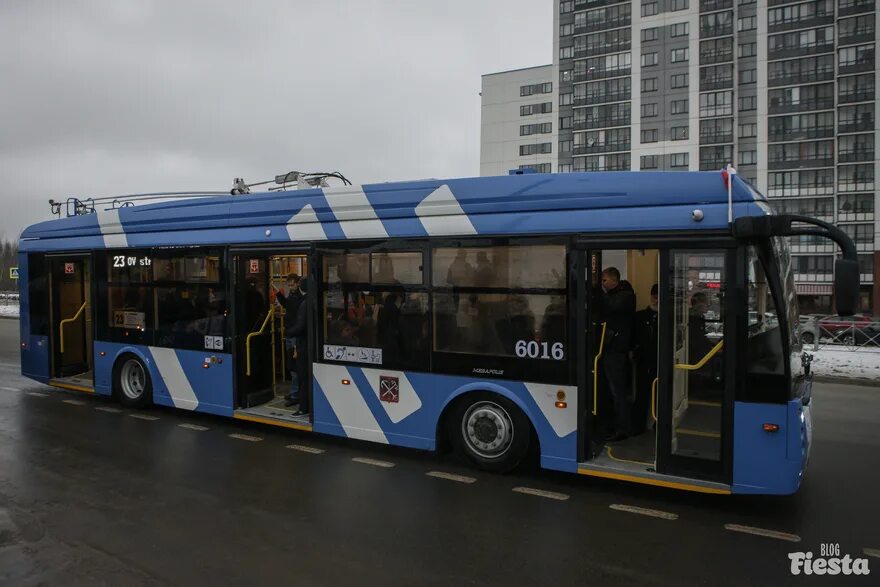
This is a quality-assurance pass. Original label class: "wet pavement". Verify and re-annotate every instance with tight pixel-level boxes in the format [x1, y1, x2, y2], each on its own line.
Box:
[0, 318, 878, 586]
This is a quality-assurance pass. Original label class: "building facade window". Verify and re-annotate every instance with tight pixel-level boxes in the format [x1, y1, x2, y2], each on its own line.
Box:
[670, 153, 690, 168]
[670, 22, 689, 38]
[671, 125, 689, 140]
[738, 95, 757, 111]
[671, 73, 689, 89]
[642, 52, 659, 67]
[640, 155, 659, 169]
[642, 27, 659, 42]
[519, 143, 552, 156]
[739, 150, 758, 165]
[671, 99, 689, 114]
[641, 103, 659, 117]
[738, 42, 757, 58]
[739, 68, 757, 84]
[642, 77, 658, 92]
[641, 128, 659, 143]
[671, 48, 689, 63]
[519, 163, 552, 173]
[671, 0, 689, 10]
[700, 90, 733, 117]
[738, 122, 757, 138]
[520, 122, 553, 136]
[520, 82, 553, 97]
[737, 16, 757, 31]
[520, 102, 552, 116]
[642, 1, 659, 17]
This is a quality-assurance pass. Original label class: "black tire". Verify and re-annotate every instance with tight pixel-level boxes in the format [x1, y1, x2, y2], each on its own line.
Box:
[114, 355, 153, 408]
[802, 332, 815, 345]
[450, 393, 531, 473]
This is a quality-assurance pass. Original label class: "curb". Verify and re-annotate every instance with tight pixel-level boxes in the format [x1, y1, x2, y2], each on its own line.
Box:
[0, 315, 19, 321]
[813, 375, 880, 388]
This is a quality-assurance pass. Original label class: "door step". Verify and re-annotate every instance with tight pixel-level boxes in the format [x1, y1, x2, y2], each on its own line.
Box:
[49, 374, 95, 394]
[234, 408, 312, 432]
[577, 461, 731, 494]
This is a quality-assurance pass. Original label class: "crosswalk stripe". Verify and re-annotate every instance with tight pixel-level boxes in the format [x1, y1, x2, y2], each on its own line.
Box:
[26, 391, 49, 398]
[128, 413, 159, 421]
[178, 423, 209, 431]
[62, 399, 86, 406]
[95, 406, 122, 413]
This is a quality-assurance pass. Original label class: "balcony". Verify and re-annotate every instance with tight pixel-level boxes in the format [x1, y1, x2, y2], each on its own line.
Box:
[700, 77, 733, 91]
[768, 97, 835, 114]
[839, 53, 876, 75]
[572, 116, 631, 130]
[768, 157, 835, 170]
[839, 179, 876, 193]
[573, 15, 631, 35]
[839, 89, 876, 104]
[839, 117, 875, 133]
[767, 41, 834, 60]
[699, 133, 734, 145]
[839, 29, 876, 47]
[574, 90, 631, 106]
[839, 148, 876, 163]
[700, 51, 733, 66]
[573, 67, 631, 82]
[769, 68, 835, 87]
[838, 0, 876, 17]
[768, 15, 834, 35]
[574, 40, 631, 58]
[839, 211, 875, 223]
[700, 0, 732, 11]
[700, 24, 733, 39]
[768, 125, 835, 142]
[572, 142, 631, 155]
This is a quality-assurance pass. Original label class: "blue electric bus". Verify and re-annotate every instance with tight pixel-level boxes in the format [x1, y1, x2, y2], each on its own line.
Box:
[18, 171, 859, 494]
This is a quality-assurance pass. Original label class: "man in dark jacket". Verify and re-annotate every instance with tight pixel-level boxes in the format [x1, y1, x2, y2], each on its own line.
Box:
[596, 267, 636, 441]
[284, 277, 310, 415]
[276, 275, 303, 403]
[632, 284, 659, 436]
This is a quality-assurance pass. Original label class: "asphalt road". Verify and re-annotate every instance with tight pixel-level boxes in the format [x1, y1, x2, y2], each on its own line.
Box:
[0, 318, 877, 586]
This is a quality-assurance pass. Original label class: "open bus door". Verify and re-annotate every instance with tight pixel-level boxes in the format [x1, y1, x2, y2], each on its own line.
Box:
[231, 249, 312, 424]
[48, 254, 93, 390]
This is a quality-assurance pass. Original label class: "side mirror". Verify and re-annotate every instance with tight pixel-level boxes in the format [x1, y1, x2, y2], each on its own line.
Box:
[834, 259, 860, 316]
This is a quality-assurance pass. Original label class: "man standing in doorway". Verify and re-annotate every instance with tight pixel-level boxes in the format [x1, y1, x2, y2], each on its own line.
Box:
[632, 283, 659, 436]
[284, 277, 310, 416]
[597, 267, 636, 442]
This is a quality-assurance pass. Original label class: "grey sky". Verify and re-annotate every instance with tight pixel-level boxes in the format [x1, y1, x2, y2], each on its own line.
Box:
[0, 0, 551, 238]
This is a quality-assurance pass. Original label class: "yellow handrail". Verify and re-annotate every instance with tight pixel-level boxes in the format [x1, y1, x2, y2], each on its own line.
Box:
[246, 306, 275, 376]
[60, 302, 87, 354]
[651, 377, 659, 421]
[674, 340, 724, 371]
[591, 322, 607, 416]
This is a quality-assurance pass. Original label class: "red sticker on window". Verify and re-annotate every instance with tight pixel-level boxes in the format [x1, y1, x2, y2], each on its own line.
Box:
[64, 262, 75, 274]
[379, 376, 399, 403]
[249, 259, 260, 274]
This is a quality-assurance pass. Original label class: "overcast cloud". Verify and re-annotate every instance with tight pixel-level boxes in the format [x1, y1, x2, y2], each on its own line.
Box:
[0, 0, 551, 237]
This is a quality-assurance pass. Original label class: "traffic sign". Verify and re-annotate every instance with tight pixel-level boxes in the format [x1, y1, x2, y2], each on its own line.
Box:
[9, 267, 18, 279]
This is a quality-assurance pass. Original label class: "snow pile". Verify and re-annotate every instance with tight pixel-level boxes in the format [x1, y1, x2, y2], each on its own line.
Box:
[0, 304, 19, 318]
[810, 346, 880, 381]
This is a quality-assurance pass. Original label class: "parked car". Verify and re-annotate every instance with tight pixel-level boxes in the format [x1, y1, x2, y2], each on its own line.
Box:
[818, 314, 879, 345]
[800, 315, 820, 346]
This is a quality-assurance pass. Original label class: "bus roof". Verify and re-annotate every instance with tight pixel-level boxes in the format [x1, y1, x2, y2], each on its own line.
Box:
[21, 171, 767, 251]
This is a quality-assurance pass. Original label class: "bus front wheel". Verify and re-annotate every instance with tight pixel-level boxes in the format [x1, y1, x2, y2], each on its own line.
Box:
[115, 356, 153, 408]
[451, 393, 531, 473]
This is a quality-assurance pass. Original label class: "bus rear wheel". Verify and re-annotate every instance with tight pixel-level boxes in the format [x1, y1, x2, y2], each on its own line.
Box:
[451, 393, 530, 473]
[115, 356, 153, 408]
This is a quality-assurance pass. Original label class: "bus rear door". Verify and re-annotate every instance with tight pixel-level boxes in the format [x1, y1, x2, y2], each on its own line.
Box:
[48, 254, 93, 389]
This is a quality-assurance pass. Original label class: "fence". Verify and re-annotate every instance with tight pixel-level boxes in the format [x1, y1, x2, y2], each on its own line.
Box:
[801, 316, 880, 351]
[0, 291, 19, 306]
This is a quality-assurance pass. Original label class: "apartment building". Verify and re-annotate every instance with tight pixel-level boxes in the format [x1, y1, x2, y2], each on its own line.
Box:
[479, 0, 879, 313]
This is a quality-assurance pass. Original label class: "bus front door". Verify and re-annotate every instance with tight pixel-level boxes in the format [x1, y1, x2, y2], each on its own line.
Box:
[49, 255, 93, 387]
[656, 249, 733, 484]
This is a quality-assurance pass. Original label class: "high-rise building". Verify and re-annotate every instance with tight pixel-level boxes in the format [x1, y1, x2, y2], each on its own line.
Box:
[480, 0, 879, 314]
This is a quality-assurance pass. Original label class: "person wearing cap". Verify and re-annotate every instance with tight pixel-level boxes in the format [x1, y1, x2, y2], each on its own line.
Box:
[632, 283, 659, 436]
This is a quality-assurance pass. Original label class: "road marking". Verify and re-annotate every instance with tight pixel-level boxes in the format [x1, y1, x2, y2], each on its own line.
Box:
[609, 504, 678, 520]
[864, 548, 880, 559]
[95, 406, 122, 413]
[178, 423, 209, 431]
[286, 444, 325, 454]
[352, 457, 395, 468]
[426, 471, 476, 484]
[26, 391, 49, 398]
[229, 433, 262, 442]
[512, 487, 570, 501]
[128, 413, 159, 421]
[62, 399, 86, 406]
[1, 386, 22, 392]
[723, 524, 801, 542]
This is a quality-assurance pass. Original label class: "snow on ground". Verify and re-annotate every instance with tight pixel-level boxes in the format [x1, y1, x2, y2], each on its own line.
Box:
[0, 304, 19, 318]
[810, 346, 880, 381]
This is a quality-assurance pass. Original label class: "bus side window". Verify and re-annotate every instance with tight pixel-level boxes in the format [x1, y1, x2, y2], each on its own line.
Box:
[746, 246, 785, 381]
